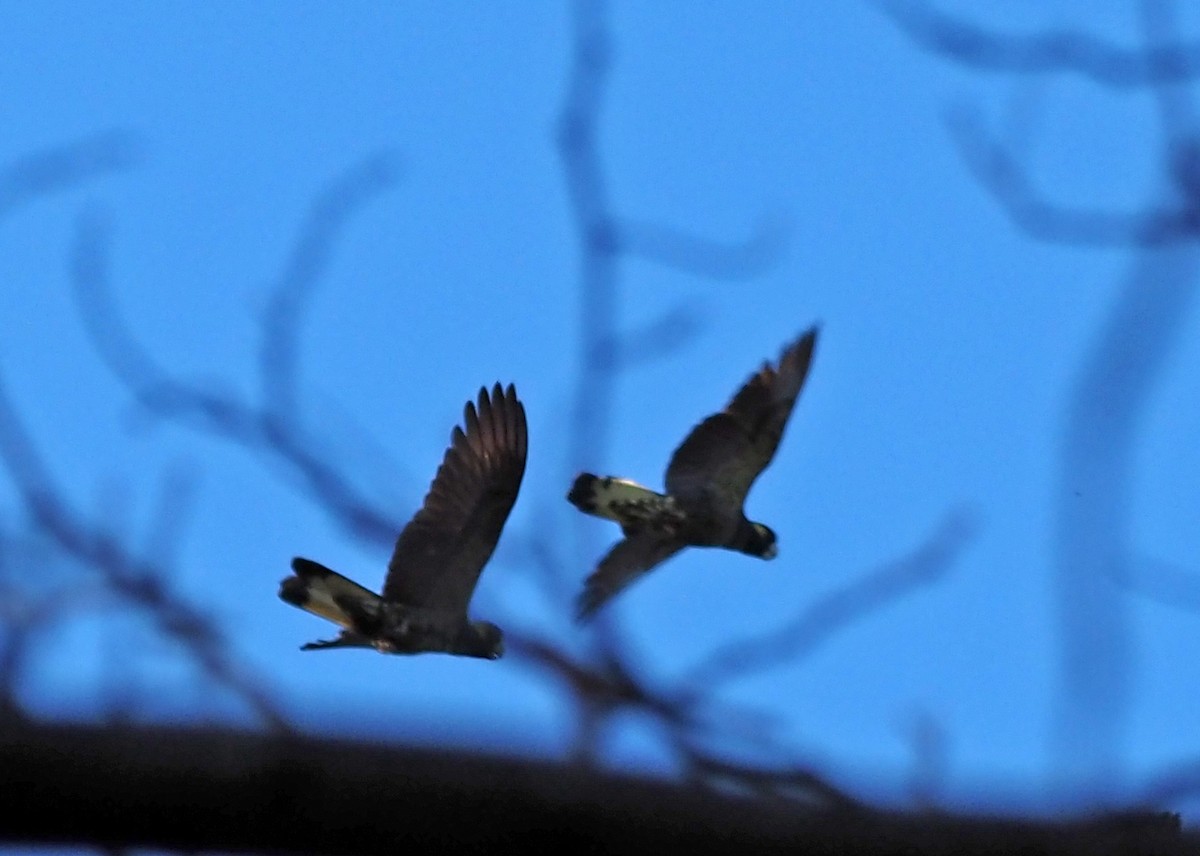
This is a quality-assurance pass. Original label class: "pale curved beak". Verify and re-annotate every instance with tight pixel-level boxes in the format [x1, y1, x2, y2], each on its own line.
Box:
[764, 543, 779, 560]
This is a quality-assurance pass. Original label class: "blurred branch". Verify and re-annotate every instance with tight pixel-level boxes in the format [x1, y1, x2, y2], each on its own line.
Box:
[616, 214, 788, 280]
[0, 371, 290, 731]
[682, 511, 976, 692]
[507, 628, 862, 808]
[140, 462, 198, 572]
[591, 302, 705, 370]
[887, 0, 1200, 792]
[1121, 554, 1200, 612]
[498, 507, 978, 810]
[558, 0, 626, 510]
[0, 131, 291, 727]
[947, 107, 1200, 245]
[0, 577, 104, 721]
[0, 131, 138, 218]
[508, 631, 686, 726]
[879, 0, 1200, 87]
[1049, 3, 1200, 794]
[675, 747, 863, 810]
[555, 0, 651, 710]
[260, 153, 399, 416]
[1141, 758, 1200, 809]
[70, 153, 403, 549]
[889, 1, 1200, 245]
[557, 0, 788, 486]
[0, 135, 140, 721]
[903, 710, 948, 811]
[499, 515, 581, 612]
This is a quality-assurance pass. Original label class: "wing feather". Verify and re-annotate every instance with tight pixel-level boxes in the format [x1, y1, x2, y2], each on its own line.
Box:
[576, 535, 685, 621]
[382, 383, 527, 612]
[665, 328, 817, 516]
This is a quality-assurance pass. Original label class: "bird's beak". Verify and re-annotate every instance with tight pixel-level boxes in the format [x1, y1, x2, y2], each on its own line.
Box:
[764, 544, 779, 560]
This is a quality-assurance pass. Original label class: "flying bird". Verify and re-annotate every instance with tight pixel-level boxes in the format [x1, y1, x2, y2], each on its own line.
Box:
[568, 327, 818, 620]
[278, 383, 527, 659]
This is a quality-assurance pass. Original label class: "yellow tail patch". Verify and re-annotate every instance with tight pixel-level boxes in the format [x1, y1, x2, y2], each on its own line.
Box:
[568, 473, 685, 530]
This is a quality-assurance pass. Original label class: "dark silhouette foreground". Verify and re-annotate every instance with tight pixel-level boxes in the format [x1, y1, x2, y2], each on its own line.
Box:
[1, 721, 1188, 855]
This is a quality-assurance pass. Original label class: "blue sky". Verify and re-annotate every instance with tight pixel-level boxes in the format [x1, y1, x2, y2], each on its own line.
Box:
[1, 0, 1198, 817]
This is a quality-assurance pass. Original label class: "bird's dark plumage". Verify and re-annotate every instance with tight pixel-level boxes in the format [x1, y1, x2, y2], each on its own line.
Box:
[278, 383, 527, 658]
[569, 328, 818, 619]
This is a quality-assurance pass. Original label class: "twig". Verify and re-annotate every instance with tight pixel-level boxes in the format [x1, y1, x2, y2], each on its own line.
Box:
[0, 374, 290, 731]
[879, 0, 1200, 87]
[682, 511, 977, 692]
[69, 160, 402, 549]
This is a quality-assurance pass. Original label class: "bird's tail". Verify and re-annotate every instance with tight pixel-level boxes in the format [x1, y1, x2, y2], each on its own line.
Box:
[567, 473, 676, 526]
[279, 557, 381, 630]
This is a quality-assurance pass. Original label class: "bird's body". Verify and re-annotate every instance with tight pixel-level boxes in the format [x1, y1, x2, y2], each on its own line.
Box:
[278, 383, 527, 659]
[568, 328, 818, 619]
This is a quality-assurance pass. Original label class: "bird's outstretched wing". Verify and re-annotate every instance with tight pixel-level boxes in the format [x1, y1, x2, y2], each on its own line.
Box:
[382, 383, 527, 613]
[576, 535, 685, 621]
[664, 328, 817, 517]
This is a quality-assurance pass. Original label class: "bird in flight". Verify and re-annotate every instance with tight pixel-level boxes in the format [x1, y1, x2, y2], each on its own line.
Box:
[568, 327, 818, 620]
[278, 383, 527, 659]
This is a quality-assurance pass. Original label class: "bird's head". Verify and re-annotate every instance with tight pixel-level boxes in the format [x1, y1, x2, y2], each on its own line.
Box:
[459, 620, 505, 660]
[745, 522, 778, 560]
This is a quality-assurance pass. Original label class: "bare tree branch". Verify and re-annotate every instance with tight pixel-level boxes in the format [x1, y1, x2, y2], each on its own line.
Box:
[497, 512, 581, 611]
[557, 0, 788, 496]
[69, 158, 403, 549]
[681, 511, 977, 692]
[903, 710, 948, 811]
[947, 107, 1200, 245]
[1044, 0, 1200, 795]
[1051, 239, 1200, 788]
[592, 302, 706, 370]
[497, 629, 867, 808]
[259, 152, 400, 416]
[887, 0, 1200, 793]
[140, 462, 198, 572]
[558, 0, 618, 472]
[674, 746, 864, 811]
[891, 1, 1200, 247]
[1140, 758, 1200, 809]
[0, 131, 138, 218]
[615, 213, 789, 280]
[0, 573, 105, 722]
[1121, 554, 1200, 612]
[507, 631, 686, 726]
[879, 0, 1200, 87]
[0, 373, 289, 731]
